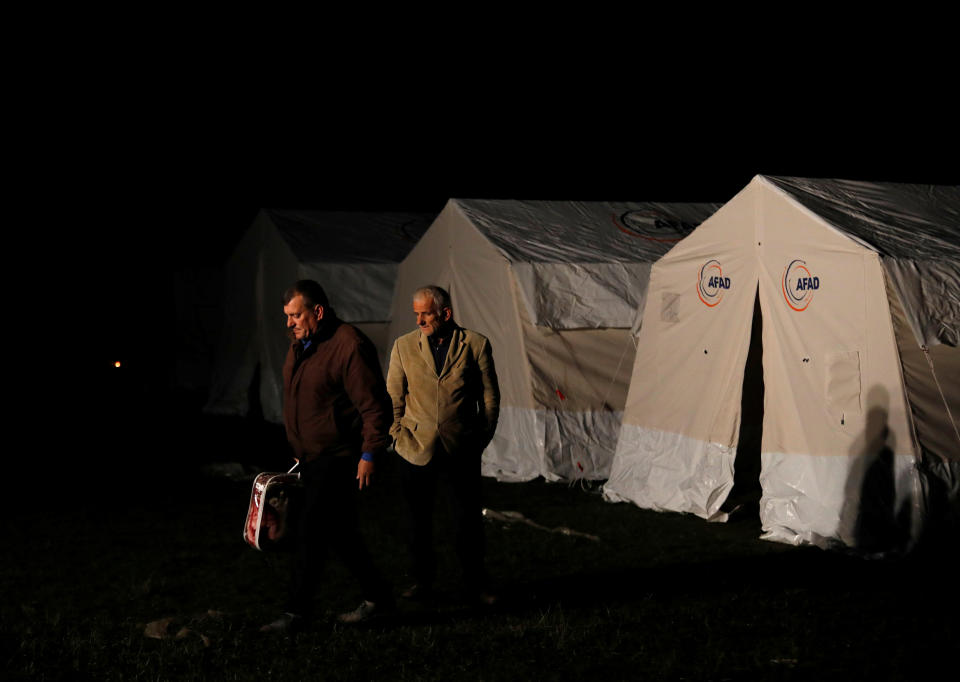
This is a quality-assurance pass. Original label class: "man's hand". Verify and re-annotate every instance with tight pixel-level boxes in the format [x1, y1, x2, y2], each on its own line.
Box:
[357, 459, 374, 490]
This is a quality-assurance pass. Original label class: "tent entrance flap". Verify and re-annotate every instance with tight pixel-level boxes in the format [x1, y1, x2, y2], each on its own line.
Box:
[722, 289, 764, 518]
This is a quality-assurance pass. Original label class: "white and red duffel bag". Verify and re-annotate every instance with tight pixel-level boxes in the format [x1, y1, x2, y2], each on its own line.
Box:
[243, 463, 302, 551]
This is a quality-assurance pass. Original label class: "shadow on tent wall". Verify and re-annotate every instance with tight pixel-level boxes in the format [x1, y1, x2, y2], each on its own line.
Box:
[722, 288, 764, 521]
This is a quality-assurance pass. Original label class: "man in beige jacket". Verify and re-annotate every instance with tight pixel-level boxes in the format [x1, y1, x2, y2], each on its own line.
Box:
[386, 285, 500, 605]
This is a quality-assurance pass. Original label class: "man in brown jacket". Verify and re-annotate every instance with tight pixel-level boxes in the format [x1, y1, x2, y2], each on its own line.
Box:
[386, 285, 500, 605]
[261, 280, 393, 633]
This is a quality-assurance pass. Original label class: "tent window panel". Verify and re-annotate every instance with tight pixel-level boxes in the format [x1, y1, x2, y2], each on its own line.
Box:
[661, 292, 681, 323]
[825, 351, 862, 416]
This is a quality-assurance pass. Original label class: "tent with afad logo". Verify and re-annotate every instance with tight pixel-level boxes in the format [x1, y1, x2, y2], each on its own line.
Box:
[385, 198, 720, 483]
[603, 176, 960, 552]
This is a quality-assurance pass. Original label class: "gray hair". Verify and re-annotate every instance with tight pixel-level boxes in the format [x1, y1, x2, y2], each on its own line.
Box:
[413, 285, 452, 314]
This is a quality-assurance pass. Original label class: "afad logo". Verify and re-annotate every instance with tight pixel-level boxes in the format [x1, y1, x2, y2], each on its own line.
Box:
[613, 210, 697, 243]
[697, 259, 730, 307]
[782, 259, 820, 311]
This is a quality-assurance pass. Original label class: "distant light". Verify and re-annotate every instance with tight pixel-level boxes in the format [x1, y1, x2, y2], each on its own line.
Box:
[114, 361, 122, 368]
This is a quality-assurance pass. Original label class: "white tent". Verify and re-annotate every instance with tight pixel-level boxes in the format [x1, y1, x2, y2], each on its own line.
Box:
[385, 198, 720, 482]
[604, 176, 960, 551]
[204, 209, 434, 423]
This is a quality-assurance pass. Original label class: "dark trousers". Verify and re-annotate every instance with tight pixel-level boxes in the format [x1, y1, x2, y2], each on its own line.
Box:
[399, 445, 487, 594]
[287, 455, 389, 616]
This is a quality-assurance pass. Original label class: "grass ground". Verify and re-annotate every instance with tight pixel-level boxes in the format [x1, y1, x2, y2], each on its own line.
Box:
[2, 395, 957, 681]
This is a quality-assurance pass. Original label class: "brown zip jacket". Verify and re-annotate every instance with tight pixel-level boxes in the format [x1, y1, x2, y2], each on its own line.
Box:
[282, 317, 391, 462]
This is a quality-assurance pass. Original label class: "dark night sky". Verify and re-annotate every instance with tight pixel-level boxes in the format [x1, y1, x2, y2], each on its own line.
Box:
[88, 83, 959, 269]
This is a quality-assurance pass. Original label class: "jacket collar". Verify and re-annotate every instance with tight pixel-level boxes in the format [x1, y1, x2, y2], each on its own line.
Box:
[417, 324, 465, 378]
[292, 316, 341, 351]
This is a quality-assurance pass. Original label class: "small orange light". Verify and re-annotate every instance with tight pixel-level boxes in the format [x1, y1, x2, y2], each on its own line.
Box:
[114, 361, 122, 368]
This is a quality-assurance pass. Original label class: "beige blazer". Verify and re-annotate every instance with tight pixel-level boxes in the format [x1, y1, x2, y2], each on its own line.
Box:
[386, 326, 500, 466]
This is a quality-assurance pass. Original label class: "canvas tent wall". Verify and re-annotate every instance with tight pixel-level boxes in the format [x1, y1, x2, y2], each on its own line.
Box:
[603, 176, 960, 551]
[385, 198, 720, 482]
[204, 209, 434, 423]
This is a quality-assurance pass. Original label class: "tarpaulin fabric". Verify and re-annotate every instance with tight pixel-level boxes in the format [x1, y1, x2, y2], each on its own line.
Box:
[457, 199, 718, 330]
[765, 177, 960, 348]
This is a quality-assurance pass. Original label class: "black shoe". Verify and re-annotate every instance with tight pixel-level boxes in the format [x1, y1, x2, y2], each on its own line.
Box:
[259, 612, 303, 634]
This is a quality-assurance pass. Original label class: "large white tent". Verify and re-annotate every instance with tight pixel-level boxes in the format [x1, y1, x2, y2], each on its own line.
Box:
[204, 209, 434, 423]
[385, 198, 720, 482]
[604, 176, 960, 551]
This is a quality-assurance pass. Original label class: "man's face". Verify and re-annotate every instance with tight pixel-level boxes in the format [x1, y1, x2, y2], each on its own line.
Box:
[284, 294, 322, 340]
[413, 296, 450, 337]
